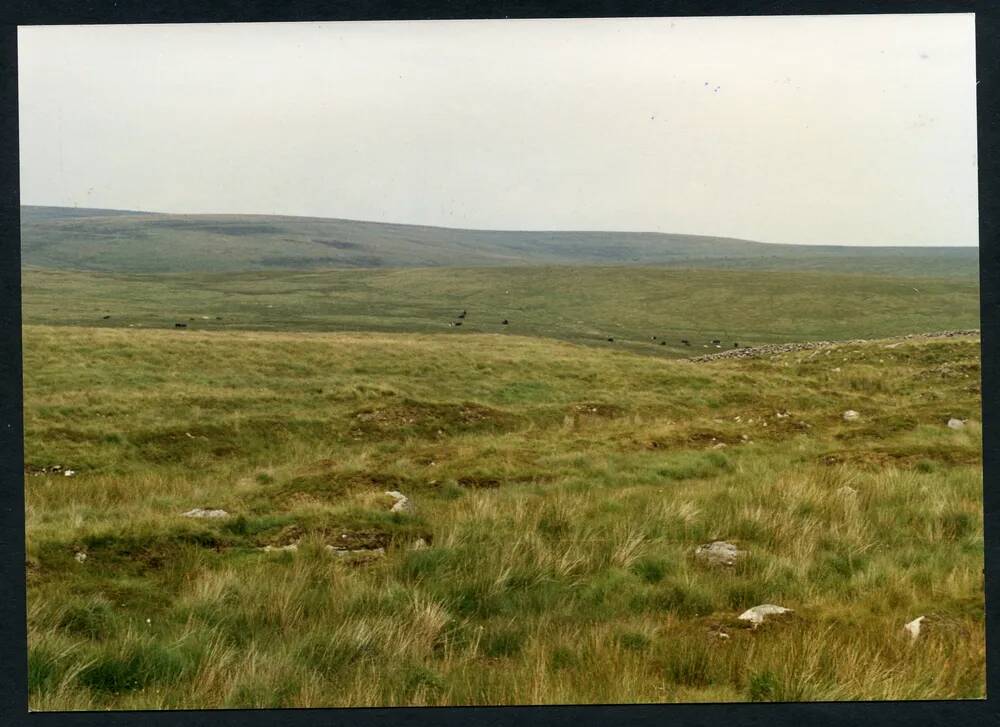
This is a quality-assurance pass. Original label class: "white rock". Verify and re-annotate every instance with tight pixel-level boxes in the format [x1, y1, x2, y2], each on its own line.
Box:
[712, 442, 727, 450]
[947, 418, 966, 430]
[327, 545, 385, 558]
[181, 508, 229, 519]
[903, 615, 925, 641]
[261, 543, 298, 552]
[738, 604, 793, 628]
[64, 469, 76, 477]
[694, 541, 746, 567]
[385, 490, 414, 513]
[842, 410, 860, 422]
[74, 551, 87, 563]
[412, 538, 429, 550]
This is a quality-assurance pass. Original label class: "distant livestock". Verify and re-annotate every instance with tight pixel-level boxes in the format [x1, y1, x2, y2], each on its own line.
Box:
[458, 310, 467, 319]
[454, 321, 463, 327]
[681, 339, 690, 346]
[502, 320, 509, 325]
[102, 315, 110, 320]
[711, 339, 721, 345]
[175, 323, 187, 328]
[607, 337, 614, 342]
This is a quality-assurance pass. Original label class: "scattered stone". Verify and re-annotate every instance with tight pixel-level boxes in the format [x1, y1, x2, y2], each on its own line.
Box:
[712, 442, 727, 450]
[842, 410, 860, 422]
[181, 508, 229, 519]
[385, 490, 414, 513]
[691, 330, 978, 363]
[327, 545, 386, 560]
[63, 469, 76, 477]
[740, 434, 749, 442]
[836, 485, 858, 498]
[775, 411, 789, 419]
[903, 615, 925, 641]
[74, 551, 87, 563]
[737, 604, 793, 628]
[412, 538, 429, 550]
[715, 631, 730, 641]
[694, 541, 746, 567]
[947, 418, 966, 430]
[261, 543, 298, 553]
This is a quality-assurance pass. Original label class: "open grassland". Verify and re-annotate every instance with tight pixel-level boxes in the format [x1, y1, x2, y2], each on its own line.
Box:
[23, 324, 983, 708]
[21, 266, 980, 356]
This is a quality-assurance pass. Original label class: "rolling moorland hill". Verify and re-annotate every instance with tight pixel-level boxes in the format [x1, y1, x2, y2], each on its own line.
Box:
[21, 206, 979, 277]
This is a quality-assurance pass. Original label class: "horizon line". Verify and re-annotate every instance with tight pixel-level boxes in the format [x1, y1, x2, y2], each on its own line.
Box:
[20, 203, 980, 250]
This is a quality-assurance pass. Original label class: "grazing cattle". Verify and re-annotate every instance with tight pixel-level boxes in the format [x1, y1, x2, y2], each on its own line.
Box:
[660, 341, 666, 346]
[454, 321, 463, 327]
[216, 316, 222, 320]
[712, 339, 721, 345]
[733, 342, 739, 348]
[681, 339, 690, 346]
[175, 323, 187, 328]
[458, 310, 466, 319]
[651, 336, 657, 340]
[607, 337, 614, 342]
[502, 319, 509, 325]
[102, 315, 110, 320]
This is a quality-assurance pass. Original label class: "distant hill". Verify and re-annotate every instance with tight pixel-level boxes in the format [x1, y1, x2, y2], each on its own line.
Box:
[20, 205, 979, 276]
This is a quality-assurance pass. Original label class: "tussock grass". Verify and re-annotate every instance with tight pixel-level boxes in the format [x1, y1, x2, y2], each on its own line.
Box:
[23, 325, 983, 708]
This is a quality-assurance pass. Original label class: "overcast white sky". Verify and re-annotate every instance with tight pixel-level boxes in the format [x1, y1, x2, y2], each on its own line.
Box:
[18, 15, 978, 246]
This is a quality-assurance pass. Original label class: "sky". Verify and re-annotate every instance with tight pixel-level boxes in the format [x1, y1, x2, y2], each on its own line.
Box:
[18, 15, 978, 246]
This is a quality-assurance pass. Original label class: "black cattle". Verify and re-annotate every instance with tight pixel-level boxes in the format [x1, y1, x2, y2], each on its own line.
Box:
[681, 339, 690, 346]
[502, 319, 509, 325]
[711, 339, 721, 344]
[607, 337, 614, 342]
[734, 342, 739, 348]
[102, 315, 110, 320]
[660, 341, 666, 346]
[651, 336, 657, 340]
[454, 321, 463, 327]
[458, 310, 467, 319]
[175, 323, 187, 328]
[216, 316, 222, 320]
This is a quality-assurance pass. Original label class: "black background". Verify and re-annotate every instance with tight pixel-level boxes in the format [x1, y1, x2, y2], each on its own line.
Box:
[0, 2, 996, 726]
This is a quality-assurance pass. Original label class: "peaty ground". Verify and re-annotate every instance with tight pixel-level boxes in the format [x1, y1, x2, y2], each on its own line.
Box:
[23, 325, 983, 708]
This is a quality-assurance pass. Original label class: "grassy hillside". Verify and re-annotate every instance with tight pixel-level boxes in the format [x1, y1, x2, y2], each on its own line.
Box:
[24, 325, 983, 708]
[21, 266, 981, 356]
[21, 206, 978, 276]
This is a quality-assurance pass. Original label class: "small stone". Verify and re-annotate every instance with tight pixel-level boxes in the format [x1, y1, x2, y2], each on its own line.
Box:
[261, 543, 298, 553]
[694, 541, 746, 567]
[903, 615, 925, 641]
[385, 490, 414, 513]
[842, 410, 860, 422]
[74, 551, 87, 563]
[947, 418, 966, 430]
[182, 508, 229, 519]
[64, 469, 76, 477]
[738, 604, 793, 628]
[712, 442, 727, 450]
[412, 538, 429, 550]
